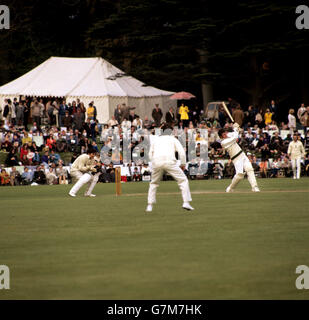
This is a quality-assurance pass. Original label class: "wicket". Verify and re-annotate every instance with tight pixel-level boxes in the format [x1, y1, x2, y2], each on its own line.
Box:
[115, 167, 122, 196]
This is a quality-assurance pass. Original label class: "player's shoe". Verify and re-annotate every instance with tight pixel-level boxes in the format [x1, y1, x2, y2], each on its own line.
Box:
[69, 191, 76, 197]
[182, 203, 194, 211]
[85, 193, 96, 197]
[252, 187, 260, 192]
[226, 186, 233, 193]
[293, 176, 296, 179]
[146, 204, 153, 212]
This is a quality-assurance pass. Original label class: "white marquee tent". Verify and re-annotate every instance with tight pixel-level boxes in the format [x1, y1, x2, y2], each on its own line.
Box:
[0, 57, 176, 123]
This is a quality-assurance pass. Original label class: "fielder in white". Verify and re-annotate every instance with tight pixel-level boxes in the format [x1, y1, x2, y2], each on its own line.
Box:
[69, 150, 100, 197]
[218, 124, 260, 192]
[288, 133, 305, 179]
[146, 129, 194, 212]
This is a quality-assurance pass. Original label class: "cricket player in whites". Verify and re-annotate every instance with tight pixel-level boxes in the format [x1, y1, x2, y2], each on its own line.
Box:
[69, 149, 100, 197]
[218, 123, 260, 192]
[288, 133, 305, 179]
[146, 125, 194, 212]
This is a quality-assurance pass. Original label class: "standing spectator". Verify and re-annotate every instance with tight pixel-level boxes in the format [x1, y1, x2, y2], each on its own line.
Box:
[255, 110, 264, 128]
[269, 100, 277, 120]
[63, 111, 72, 129]
[3, 99, 12, 125]
[87, 103, 96, 121]
[165, 107, 176, 125]
[0, 102, 3, 124]
[178, 103, 189, 127]
[73, 108, 84, 132]
[264, 108, 272, 126]
[288, 109, 296, 133]
[152, 104, 163, 127]
[11, 99, 17, 125]
[121, 103, 136, 122]
[232, 105, 245, 127]
[59, 100, 68, 128]
[16, 101, 24, 127]
[46, 100, 54, 125]
[23, 100, 30, 130]
[297, 103, 306, 122]
[114, 104, 122, 124]
[300, 110, 309, 131]
[90, 101, 97, 120]
[31, 100, 43, 130]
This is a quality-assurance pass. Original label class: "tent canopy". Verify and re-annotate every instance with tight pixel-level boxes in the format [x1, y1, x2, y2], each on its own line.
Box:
[0, 57, 176, 123]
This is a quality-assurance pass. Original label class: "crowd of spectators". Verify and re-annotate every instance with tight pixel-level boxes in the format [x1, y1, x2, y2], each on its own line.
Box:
[1, 96, 309, 187]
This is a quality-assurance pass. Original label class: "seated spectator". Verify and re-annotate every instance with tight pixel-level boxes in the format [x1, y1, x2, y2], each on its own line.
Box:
[10, 167, 21, 186]
[32, 165, 46, 185]
[41, 151, 50, 165]
[132, 167, 142, 181]
[104, 164, 115, 183]
[20, 143, 29, 165]
[213, 159, 224, 179]
[141, 163, 151, 176]
[270, 158, 281, 178]
[46, 167, 58, 185]
[281, 157, 293, 177]
[268, 120, 279, 131]
[0, 169, 10, 186]
[5, 147, 19, 167]
[56, 136, 68, 153]
[224, 159, 235, 178]
[22, 132, 32, 145]
[33, 151, 40, 165]
[56, 164, 68, 185]
[108, 116, 118, 128]
[21, 167, 33, 185]
[46, 134, 56, 150]
[49, 150, 61, 165]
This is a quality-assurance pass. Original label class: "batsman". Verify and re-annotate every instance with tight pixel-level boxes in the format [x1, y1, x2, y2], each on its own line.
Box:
[218, 123, 260, 193]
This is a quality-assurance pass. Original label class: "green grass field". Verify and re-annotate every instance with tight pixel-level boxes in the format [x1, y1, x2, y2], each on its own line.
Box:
[0, 178, 308, 300]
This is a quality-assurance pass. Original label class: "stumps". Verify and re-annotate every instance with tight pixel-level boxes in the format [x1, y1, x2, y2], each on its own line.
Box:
[115, 167, 122, 196]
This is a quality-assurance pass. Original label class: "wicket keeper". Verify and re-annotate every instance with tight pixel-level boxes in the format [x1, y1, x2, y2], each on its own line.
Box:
[69, 149, 100, 197]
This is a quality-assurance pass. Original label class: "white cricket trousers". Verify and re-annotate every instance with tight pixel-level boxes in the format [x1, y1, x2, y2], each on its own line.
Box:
[229, 153, 258, 190]
[70, 170, 99, 195]
[291, 157, 301, 179]
[147, 162, 192, 205]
